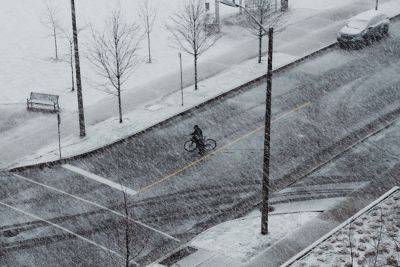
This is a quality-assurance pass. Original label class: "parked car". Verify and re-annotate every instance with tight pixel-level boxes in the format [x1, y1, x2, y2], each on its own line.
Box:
[337, 10, 389, 48]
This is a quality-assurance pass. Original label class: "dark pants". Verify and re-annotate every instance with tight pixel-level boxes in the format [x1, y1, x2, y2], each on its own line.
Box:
[192, 137, 204, 153]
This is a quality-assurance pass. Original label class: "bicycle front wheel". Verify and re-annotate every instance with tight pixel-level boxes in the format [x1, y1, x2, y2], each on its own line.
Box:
[184, 140, 197, 152]
[204, 139, 217, 151]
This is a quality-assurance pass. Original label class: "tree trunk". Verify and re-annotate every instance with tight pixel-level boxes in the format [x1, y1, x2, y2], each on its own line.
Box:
[125, 221, 130, 267]
[117, 79, 123, 124]
[194, 53, 198, 91]
[258, 30, 262, 64]
[214, 0, 220, 32]
[147, 31, 152, 63]
[258, 11, 264, 64]
[53, 28, 58, 60]
[123, 193, 130, 267]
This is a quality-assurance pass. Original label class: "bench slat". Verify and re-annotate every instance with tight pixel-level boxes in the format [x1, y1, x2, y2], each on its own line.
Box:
[27, 92, 60, 111]
[30, 93, 59, 102]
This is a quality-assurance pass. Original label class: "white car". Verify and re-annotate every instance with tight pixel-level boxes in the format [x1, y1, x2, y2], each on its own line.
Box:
[337, 10, 389, 48]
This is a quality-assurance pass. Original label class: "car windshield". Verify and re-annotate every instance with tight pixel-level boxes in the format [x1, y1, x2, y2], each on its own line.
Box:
[347, 19, 368, 29]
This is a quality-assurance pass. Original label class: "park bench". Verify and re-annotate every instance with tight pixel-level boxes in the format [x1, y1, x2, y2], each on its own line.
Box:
[26, 92, 60, 112]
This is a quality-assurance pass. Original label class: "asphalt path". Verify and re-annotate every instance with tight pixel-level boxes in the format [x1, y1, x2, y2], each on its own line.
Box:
[1, 20, 400, 266]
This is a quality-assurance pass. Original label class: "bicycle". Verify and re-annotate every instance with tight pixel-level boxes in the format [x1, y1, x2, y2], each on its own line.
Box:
[184, 136, 217, 153]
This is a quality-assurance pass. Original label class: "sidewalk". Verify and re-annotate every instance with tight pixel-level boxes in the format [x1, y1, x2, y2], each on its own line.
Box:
[4, 0, 400, 170]
[149, 162, 400, 267]
[249, 166, 400, 267]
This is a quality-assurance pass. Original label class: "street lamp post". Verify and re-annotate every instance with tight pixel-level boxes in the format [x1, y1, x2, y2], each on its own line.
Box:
[219, 0, 273, 235]
[70, 0, 86, 138]
[179, 52, 184, 106]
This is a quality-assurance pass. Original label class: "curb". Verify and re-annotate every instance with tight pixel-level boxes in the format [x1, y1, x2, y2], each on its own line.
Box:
[281, 186, 400, 266]
[246, 182, 400, 267]
[9, 43, 338, 172]
[9, 13, 400, 172]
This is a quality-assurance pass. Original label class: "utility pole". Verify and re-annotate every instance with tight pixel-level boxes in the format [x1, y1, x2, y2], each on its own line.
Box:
[179, 52, 184, 106]
[375, 0, 378, 10]
[261, 27, 274, 235]
[70, 0, 86, 137]
[57, 112, 62, 159]
[219, 0, 275, 235]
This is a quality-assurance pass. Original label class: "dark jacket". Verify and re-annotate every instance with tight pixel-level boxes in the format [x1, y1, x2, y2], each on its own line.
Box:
[191, 127, 203, 141]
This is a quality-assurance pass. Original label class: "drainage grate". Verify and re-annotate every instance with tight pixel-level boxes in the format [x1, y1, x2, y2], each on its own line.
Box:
[159, 246, 198, 266]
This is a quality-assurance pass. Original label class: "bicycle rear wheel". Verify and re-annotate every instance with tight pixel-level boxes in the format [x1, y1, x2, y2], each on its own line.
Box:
[184, 140, 197, 152]
[204, 139, 217, 150]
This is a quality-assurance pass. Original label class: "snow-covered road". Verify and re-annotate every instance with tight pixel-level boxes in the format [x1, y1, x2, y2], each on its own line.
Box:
[2, 20, 400, 265]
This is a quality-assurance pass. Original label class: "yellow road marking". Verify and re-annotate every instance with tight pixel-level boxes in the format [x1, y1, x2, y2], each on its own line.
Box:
[138, 101, 311, 192]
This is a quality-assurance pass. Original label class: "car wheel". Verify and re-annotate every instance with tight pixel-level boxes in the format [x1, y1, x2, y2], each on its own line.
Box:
[383, 25, 389, 35]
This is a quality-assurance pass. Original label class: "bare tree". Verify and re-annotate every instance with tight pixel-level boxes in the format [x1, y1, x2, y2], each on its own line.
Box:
[88, 10, 141, 124]
[242, 0, 283, 63]
[366, 208, 385, 267]
[60, 28, 75, 92]
[347, 223, 355, 267]
[60, 26, 86, 92]
[166, 0, 220, 91]
[107, 181, 149, 267]
[41, 0, 62, 60]
[139, 0, 157, 63]
[120, 189, 147, 266]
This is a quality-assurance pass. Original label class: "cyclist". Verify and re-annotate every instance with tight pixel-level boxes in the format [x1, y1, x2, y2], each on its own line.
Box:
[191, 125, 205, 153]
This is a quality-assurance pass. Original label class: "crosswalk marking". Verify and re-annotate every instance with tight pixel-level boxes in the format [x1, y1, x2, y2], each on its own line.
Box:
[62, 164, 138, 196]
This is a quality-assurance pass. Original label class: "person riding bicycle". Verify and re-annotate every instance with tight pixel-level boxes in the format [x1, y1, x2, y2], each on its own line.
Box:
[191, 125, 204, 151]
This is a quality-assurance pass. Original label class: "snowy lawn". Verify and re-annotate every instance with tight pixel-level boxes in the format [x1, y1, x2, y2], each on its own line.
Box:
[2, 0, 400, 169]
[284, 187, 400, 267]
[11, 51, 297, 168]
[190, 197, 344, 262]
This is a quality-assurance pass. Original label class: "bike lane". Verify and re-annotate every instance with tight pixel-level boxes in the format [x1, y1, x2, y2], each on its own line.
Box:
[7, 23, 400, 264]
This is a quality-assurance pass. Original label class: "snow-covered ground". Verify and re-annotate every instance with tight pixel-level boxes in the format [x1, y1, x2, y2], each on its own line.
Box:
[193, 211, 320, 262]
[284, 187, 400, 267]
[2, 0, 400, 169]
[152, 196, 350, 267]
[190, 198, 342, 263]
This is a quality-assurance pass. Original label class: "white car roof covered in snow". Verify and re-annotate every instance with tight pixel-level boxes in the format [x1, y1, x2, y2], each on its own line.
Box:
[351, 9, 388, 21]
